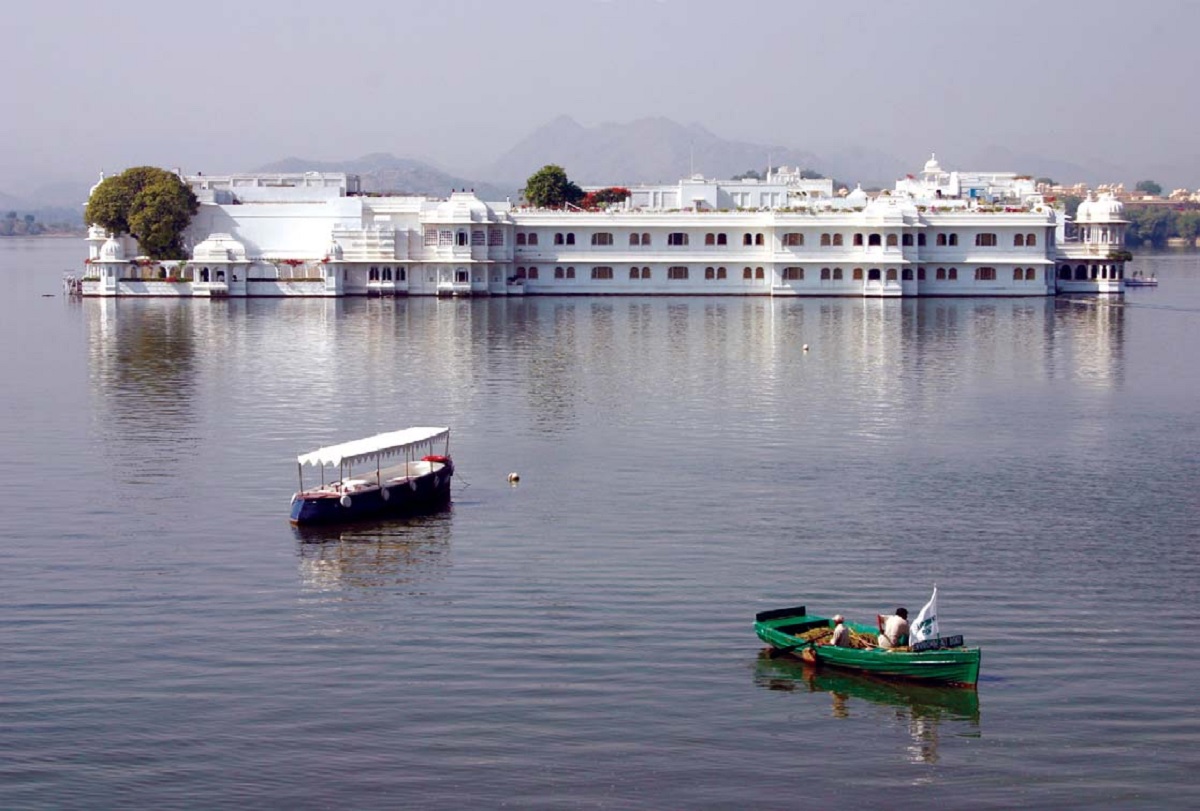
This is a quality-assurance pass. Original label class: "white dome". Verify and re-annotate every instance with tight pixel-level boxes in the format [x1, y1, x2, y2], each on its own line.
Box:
[191, 233, 247, 262]
[434, 191, 490, 222]
[327, 239, 344, 260]
[1074, 193, 1096, 223]
[922, 153, 943, 175]
[1093, 192, 1125, 221]
[846, 184, 869, 206]
[99, 236, 124, 261]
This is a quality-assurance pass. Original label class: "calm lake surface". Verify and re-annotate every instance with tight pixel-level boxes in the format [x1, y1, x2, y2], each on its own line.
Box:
[2, 239, 1199, 810]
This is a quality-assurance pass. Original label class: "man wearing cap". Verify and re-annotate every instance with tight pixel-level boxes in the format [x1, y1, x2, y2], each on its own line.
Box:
[830, 614, 851, 647]
[877, 607, 909, 649]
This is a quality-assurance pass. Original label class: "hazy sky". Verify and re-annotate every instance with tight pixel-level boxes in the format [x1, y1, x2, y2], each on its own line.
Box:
[3, 0, 1198, 192]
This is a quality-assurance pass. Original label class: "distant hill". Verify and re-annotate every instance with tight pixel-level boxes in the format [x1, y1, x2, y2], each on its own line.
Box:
[256, 153, 512, 200]
[964, 145, 1130, 187]
[480, 115, 832, 189]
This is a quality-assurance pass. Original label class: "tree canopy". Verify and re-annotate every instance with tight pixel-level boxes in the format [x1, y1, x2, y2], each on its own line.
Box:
[85, 166, 199, 259]
[522, 165, 584, 208]
[1134, 179, 1163, 197]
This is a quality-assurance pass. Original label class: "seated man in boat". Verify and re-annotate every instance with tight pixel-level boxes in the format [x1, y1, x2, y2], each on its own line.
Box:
[829, 615, 851, 647]
[876, 607, 909, 649]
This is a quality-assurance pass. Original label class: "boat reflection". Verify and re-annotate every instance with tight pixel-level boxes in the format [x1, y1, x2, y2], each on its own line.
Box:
[754, 651, 980, 764]
[294, 511, 453, 594]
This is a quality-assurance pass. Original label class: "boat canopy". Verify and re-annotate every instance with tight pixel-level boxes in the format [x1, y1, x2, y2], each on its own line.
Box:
[297, 427, 449, 468]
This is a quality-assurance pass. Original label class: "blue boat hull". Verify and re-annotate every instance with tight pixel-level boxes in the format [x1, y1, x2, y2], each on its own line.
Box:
[289, 463, 453, 526]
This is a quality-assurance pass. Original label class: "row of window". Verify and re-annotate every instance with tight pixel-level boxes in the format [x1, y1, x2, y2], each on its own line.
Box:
[510, 265, 1042, 282]
[368, 266, 408, 281]
[513, 231, 1041, 248]
[1057, 264, 1123, 280]
[423, 228, 506, 247]
[513, 266, 769, 281]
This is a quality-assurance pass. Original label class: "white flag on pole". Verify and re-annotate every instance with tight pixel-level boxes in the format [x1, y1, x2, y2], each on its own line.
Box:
[910, 586, 939, 644]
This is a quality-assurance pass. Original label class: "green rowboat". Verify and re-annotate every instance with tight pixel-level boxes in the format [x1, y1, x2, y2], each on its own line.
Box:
[754, 605, 981, 688]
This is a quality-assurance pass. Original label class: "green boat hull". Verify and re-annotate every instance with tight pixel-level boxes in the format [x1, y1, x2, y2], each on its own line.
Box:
[754, 606, 981, 688]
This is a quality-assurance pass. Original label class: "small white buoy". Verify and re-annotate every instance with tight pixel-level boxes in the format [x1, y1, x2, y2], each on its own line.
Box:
[803, 344, 809, 352]
[507, 472, 520, 484]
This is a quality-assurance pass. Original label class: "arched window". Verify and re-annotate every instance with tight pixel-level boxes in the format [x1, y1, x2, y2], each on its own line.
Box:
[641, 233, 651, 245]
[755, 267, 764, 279]
[591, 266, 613, 280]
[369, 267, 379, 281]
[555, 233, 565, 245]
[668, 232, 689, 246]
[527, 233, 538, 246]
[948, 267, 958, 280]
[902, 234, 913, 246]
[216, 270, 226, 282]
[936, 267, 946, 280]
[743, 267, 753, 280]
[783, 267, 804, 281]
[1026, 233, 1037, 246]
[629, 266, 640, 279]
[820, 267, 831, 280]
[1025, 268, 1036, 281]
[783, 233, 804, 247]
[886, 234, 898, 247]
[1014, 234, 1025, 247]
[705, 233, 715, 246]
[886, 268, 897, 281]
[630, 233, 640, 246]
[833, 267, 844, 280]
[201, 268, 210, 282]
[949, 234, 959, 246]
[566, 266, 576, 279]
[755, 234, 764, 246]
[975, 267, 996, 281]
[833, 234, 844, 247]
[641, 267, 651, 279]
[555, 266, 565, 279]
[1075, 265, 1087, 280]
[717, 267, 726, 279]
[705, 266, 716, 280]
[517, 267, 527, 279]
[936, 234, 947, 246]
[854, 234, 864, 247]
[917, 267, 926, 280]
[1013, 268, 1023, 281]
[591, 232, 613, 246]
[743, 233, 753, 246]
[668, 266, 689, 280]
[821, 233, 831, 247]
[456, 231, 468, 246]
[717, 233, 727, 245]
[528, 267, 539, 279]
[1059, 265, 1070, 279]
[867, 234, 881, 247]
[516, 233, 527, 246]
[975, 233, 997, 247]
[853, 267, 864, 281]
[383, 268, 392, 280]
[902, 268, 913, 280]
[566, 233, 575, 245]
[918, 233, 927, 246]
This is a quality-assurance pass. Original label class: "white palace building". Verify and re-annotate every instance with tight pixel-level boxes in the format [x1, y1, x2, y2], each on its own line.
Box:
[81, 155, 1130, 298]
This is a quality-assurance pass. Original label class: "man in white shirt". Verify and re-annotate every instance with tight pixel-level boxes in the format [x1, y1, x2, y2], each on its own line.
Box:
[830, 615, 850, 647]
[877, 607, 909, 649]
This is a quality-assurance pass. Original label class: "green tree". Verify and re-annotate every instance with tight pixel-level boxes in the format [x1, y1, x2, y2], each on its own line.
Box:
[85, 166, 199, 258]
[522, 165, 584, 208]
[1125, 206, 1174, 247]
[1135, 179, 1163, 197]
[1174, 210, 1200, 243]
[1060, 194, 1084, 220]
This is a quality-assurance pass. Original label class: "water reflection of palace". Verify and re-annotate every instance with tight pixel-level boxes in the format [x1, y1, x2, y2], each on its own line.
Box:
[754, 653, 980, 765]
[294, 513, 453, 594]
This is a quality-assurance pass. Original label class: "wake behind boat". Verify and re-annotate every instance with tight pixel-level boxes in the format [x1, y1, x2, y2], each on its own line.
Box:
[754, 605, 981, 688]
[290, 427, 453, 526]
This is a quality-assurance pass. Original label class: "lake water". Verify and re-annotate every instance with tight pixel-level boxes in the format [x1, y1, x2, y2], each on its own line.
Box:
[2, 239, 1199, 810]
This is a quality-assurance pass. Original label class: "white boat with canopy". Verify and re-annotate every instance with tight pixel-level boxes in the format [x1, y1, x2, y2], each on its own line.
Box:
[290, 427, 453, 525]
